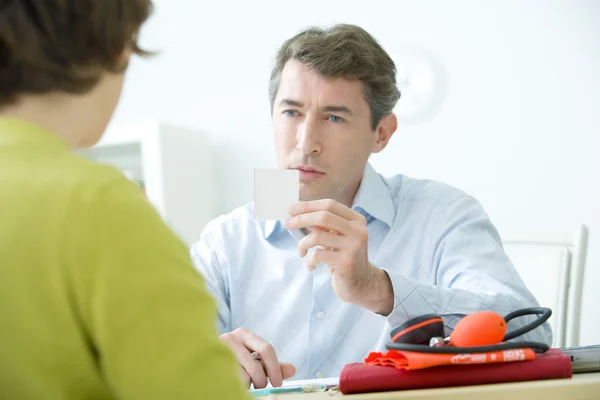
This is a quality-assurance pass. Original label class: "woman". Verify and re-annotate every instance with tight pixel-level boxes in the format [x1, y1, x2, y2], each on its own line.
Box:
[0, 1, 249, 398]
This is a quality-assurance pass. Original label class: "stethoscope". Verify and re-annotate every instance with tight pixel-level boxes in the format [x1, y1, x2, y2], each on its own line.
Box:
[386, 307, 552, 354]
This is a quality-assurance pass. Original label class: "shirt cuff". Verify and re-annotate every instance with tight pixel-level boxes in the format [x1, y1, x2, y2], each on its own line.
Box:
[382, 268, 436, 328]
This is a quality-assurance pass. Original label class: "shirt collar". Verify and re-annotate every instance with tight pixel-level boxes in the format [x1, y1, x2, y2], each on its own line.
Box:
[263, 162, 395, 240]
[351, 162, 395, 228]
[264, 220, 280, 240]
[0, 117, 69, 151]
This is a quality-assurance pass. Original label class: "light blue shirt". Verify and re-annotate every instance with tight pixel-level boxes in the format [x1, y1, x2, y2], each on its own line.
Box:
[191, 163, 552, 380]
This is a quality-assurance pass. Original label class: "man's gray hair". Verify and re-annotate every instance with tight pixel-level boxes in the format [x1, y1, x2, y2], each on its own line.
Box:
[269, 24, 401, 130]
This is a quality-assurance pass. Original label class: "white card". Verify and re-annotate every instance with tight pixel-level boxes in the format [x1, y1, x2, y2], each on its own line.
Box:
[254, 168, 299, 221]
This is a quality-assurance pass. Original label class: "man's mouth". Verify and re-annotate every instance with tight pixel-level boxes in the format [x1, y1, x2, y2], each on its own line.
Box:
[291, 165, 326, 181]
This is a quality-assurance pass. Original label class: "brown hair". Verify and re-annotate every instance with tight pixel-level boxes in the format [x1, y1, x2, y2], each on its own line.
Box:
[0, 0, 153, 106]
[269, 24, 401, 130]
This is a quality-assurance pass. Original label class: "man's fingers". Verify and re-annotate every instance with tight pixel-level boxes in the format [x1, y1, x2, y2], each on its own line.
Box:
[236, 344, 269, 389]
[221, 332, 268, 389]
[241, 352, 269, 389]
[224, 328, 294, 388]
[281, 363, 296, 380]
[287, 210, 352, 233]
[298, 230, 344, 257]
[306, 248, 338, 270]
[239, 331, 284, 387]
[239, 368, 252, 388]
[289, 199, 358, 221]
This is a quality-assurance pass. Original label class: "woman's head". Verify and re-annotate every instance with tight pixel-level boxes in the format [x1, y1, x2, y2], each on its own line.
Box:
[0, 0, 153, 147]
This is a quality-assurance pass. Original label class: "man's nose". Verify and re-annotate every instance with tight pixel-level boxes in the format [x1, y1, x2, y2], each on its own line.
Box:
[296, 118, 321, 155]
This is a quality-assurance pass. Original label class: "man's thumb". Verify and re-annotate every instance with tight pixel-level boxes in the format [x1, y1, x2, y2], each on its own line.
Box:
[281, 363, 296, 379]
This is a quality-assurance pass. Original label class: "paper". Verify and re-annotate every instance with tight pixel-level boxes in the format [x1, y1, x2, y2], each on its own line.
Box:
[281, 377, 339, 388]
[254, 168, 299, 221]
[250, 377, 339, 390]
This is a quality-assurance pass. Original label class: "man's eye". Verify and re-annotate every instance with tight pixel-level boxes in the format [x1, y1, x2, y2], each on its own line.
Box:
[284, 110, 298, 116]
[328, 115, 344, 123]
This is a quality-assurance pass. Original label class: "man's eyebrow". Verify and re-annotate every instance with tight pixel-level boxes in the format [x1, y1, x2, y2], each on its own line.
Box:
[279, 100, 353, 116]
[279, 99, 303, 107]
[322, 105, 353, 115]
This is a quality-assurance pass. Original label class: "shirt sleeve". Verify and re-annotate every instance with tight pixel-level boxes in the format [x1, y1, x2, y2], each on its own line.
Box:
[68, 176, 249, 400]
[190, 226, 231, 335]
[382, 195, 553, 345]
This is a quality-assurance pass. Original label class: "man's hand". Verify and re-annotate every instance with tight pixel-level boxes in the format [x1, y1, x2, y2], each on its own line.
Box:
[286, 199, 394, 316]
[219, 328, 296, 389]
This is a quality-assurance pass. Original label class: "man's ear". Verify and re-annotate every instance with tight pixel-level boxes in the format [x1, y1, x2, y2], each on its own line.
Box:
[372, 113, 397, 153]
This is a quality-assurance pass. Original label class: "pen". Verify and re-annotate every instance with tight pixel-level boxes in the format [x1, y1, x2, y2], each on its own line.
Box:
[250, 351, 267, 372]
[250, 351, 262, 363]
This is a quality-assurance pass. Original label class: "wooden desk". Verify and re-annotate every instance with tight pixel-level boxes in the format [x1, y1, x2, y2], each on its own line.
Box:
[272, 372, 600, 399]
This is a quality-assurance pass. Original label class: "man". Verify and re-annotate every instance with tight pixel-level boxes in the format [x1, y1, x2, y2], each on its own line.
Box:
[191, 23, 552, 389]
[0, 1, 249, 399]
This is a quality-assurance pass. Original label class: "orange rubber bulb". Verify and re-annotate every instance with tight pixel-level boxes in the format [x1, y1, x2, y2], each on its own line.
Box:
[449, 311, 506, 347]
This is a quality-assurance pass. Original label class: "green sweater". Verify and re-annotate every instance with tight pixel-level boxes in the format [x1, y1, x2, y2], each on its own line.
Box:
[0, 118, 249, 399]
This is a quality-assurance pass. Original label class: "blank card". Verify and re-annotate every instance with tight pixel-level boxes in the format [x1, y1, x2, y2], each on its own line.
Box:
[254, 168, 299, 221]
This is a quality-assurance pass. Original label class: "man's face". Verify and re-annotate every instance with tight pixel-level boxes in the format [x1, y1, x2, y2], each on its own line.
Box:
[272, 60, 392, 205]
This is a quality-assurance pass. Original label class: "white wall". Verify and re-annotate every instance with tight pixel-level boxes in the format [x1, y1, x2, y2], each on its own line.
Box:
[110, 0, 600, 345]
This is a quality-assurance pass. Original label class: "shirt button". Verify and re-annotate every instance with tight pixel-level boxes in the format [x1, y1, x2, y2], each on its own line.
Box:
[317, 311, 325, 320]
[316, 371, 324, 379]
